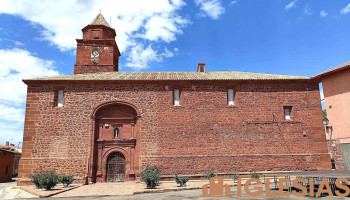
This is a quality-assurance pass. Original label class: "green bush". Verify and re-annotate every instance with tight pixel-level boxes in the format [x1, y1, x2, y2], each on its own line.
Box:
[233, 174, 239, 182]
[38, 170, 59, 190]
[59, 175, 74, 187]
[250, 172, 260, 179]
[204, 171, 216, 180]
[30, 169, 44, 188]
[174, 174, 189, 187]
[141, 166, 161, 189]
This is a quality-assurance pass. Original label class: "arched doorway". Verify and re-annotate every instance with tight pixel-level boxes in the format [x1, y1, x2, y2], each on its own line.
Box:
[89, 101, 140, 183]
[106, 152, 126, 182]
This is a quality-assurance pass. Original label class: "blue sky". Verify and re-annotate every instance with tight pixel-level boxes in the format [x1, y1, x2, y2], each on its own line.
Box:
[0, 0, 350, 145]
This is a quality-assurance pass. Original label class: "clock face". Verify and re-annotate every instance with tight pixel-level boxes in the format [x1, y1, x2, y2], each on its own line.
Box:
[91, 50, 99, 57]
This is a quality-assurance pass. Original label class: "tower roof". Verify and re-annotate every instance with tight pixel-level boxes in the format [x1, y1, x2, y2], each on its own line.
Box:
[90, 13, 110, 27]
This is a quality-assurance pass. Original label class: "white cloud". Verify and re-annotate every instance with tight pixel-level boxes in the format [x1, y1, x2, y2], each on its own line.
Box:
[0, 48, 60, 106]
[13, 40, 24, 46]
[0, 48, 61, 145]
[125, 45, 175, 69]
[125, 45, 161, 70]
[285, 0, 297, 10]
[0, 105, 24, 123]
[195, 0, 225, 20]
[0, 121, 24, 146]
[320, 10, 328, 17]
[230, 1, 237, 6]
[0, 0, 189, 69]
[304, 4, 312, 15]
[139, 15, 189, 42]
[340, 3, 350, 14]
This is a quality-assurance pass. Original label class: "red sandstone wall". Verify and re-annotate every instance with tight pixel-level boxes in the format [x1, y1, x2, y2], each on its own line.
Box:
[18, 80, 331, 184]
[327, 139, 344, 170]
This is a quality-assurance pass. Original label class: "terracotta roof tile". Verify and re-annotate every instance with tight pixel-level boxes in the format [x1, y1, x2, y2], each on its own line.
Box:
[23, 71, 310, 83]
[313, 61, 350, 79]
[90, 13, 110, 27]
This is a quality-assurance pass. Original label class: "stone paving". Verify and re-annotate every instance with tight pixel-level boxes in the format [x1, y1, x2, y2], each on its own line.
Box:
[53, 180, 211, 197]
[22, 183, 349, 200]
[2, 179, 349, 199]
[0, 181, 37, 199]
[20, 184, 81, 198]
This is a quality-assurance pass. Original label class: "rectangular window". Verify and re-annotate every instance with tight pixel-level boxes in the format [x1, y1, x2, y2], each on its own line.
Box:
[57, 90, 64, 107]
[284, 106, 292, 120]
[174, 89, 180, 106]
[227, 89, 234, 106]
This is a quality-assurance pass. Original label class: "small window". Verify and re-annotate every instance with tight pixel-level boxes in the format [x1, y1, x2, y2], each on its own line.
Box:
[57, 90, 64, 107]
[227, 89, 234, 106]
[174, 89, 180, 106]
[284, 106, 292, 120]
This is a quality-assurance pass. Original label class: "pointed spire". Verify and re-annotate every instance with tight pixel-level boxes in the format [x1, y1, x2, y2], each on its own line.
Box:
[90, 13, 110, 27]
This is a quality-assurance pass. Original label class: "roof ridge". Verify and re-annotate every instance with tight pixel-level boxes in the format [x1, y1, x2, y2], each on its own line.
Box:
[23, 71, 311, 82]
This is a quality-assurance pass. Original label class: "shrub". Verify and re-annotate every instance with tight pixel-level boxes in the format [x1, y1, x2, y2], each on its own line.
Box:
[59, 175, 74, 187]
[141, 166, 161, 189]
[174, 174, 189, 187]
[250, 172, 260, 179]
[233, 174, 239, 182]
[39, 170, 59, 190]
[204, 171, 216, 180]
[30, 169, 44, 188]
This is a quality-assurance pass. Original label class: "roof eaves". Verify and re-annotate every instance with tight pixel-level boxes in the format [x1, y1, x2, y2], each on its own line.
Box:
[312, 61, 350, 79]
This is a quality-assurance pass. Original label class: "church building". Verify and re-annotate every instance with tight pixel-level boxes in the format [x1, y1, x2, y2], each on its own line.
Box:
[18, 14, 331, 185]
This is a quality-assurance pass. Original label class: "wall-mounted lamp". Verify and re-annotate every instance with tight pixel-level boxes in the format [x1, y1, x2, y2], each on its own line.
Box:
[104, 124, 110, 128]
[322, 116, 333, 132]
[322, 116, 329, 126]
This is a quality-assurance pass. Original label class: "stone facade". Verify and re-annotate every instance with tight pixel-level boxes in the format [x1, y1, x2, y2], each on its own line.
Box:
[326, 139, 344, 170]
[18, 14, 331, 185]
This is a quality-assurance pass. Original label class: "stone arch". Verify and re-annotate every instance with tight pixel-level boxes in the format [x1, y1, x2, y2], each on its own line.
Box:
[91, 100, 141, 118]
[89, 100, 140, 183]
[102, 147, 129, 164]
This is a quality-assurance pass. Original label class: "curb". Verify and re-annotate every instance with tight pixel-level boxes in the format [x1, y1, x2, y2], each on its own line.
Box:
[21, 185, 82, 198]
[133, 186, 202, 195]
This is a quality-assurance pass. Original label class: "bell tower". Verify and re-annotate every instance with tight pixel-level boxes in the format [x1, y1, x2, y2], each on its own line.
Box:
[74, 13, 121, 74]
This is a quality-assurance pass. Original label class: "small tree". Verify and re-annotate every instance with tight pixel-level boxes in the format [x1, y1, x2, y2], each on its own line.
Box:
[59, 175, 74, 187]
[174, 174, 189, 187]
[141, 166, 161, 189]
[204, 171, 216, 180]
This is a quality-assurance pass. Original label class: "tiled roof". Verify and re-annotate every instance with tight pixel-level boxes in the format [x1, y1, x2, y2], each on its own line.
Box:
[23, 71, 310, 82]
[313, 61, 350, 79]
[90, 13, 110, 27]
[0, 144, 21, 154]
